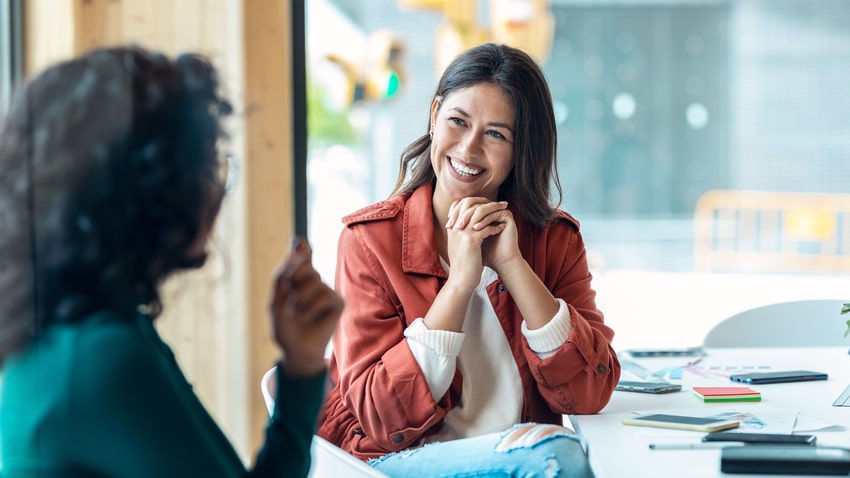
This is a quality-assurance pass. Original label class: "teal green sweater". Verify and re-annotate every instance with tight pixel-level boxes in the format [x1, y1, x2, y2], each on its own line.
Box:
[0, 310, 324, 477]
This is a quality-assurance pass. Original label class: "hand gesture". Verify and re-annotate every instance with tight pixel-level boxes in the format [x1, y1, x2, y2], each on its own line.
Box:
[269, 238, 343, 376]
[444, 198, 509, 291]
[480, 207, 521, 275]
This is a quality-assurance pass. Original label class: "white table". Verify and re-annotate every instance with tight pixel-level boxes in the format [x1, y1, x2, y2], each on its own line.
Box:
[568, 347, 850, 478]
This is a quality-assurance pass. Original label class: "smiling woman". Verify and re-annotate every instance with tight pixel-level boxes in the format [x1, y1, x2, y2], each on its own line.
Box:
[316, 43, 617, 478]
[428, 82, 515, 218]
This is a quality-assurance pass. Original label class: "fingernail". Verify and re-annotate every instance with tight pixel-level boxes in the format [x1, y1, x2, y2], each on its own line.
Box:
[290, 236, 308, 254]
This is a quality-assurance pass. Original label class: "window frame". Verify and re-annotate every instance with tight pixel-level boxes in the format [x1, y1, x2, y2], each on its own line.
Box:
[0, 0, 23, 117]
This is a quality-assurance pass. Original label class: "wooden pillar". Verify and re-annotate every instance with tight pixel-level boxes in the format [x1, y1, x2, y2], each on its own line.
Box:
[241, 0, 295, 458]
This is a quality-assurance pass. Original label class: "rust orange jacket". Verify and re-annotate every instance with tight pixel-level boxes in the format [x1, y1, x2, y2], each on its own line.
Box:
[318, 183, 620, 460]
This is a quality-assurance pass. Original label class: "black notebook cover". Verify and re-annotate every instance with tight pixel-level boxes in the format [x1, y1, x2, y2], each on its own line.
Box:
[721, 445, 850, 475]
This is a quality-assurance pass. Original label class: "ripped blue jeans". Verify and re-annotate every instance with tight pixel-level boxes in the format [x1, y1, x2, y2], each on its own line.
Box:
[367, 423, 595, 478]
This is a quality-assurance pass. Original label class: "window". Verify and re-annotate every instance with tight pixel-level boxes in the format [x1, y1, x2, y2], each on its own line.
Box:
[306, 0, 850, 349]
[0, 0, 23, 119]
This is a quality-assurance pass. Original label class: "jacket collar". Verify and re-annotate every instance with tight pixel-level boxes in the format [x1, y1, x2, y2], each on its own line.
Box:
[401, 183, 447, 278]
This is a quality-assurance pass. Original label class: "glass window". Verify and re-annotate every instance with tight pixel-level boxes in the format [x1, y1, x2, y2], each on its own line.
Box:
[306, 0, 850, 349]
[0, 0, 23, 119]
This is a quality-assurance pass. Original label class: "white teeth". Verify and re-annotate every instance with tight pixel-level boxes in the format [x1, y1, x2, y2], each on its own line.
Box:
[450, 158, 483, 176]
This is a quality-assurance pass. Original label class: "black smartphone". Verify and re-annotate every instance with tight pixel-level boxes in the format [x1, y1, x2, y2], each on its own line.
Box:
[703, 431, 816, 445]
[729, 370, 828, 384]
[615, 381, 682, 394]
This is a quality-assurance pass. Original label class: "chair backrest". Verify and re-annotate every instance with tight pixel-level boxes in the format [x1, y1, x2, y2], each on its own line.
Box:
[694, 189, 850, 273]
[702, 299, 849, 348]
[260, 367, 389, 478]
[260, 366, 276, 415]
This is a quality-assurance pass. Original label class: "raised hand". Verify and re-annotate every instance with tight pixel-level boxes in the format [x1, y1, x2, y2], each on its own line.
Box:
[269, 238, 343, 376]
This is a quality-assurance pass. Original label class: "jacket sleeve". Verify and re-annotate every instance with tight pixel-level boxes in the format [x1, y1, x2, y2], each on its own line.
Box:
[331, 225, 447, 452]
[252, 367, 327, 477]
[522, 222, 621, 415]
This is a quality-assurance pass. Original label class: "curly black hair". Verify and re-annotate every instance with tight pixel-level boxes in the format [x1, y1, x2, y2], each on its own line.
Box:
[0, 46, 233, 365]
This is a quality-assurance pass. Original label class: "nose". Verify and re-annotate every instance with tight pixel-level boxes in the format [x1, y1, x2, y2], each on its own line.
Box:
[458, 130, 483, 156]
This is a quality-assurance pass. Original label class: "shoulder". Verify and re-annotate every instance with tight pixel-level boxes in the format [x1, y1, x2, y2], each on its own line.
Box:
[0, 312, 163, 431]
[341, 194, 408, 227]
[66, 312, 168, 397]
[527, 209, 585, 255]
[74, 311, 154, 355]
[549, 209, 581, 231]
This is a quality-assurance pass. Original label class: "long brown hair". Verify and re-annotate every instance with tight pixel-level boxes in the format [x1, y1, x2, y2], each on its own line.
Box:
[390, 43, 561, 227]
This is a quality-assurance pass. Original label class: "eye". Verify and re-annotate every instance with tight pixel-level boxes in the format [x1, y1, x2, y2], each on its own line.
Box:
[486, 129, 507, 140]
[449, 117, 466, 127]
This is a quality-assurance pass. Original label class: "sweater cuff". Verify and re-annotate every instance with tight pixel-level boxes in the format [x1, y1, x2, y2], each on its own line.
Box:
[521, 298, 572, 357]
[404, 317, 465, 356]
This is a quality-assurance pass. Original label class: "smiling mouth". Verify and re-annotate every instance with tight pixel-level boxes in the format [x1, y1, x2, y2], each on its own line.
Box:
[450, 158, 483, 177]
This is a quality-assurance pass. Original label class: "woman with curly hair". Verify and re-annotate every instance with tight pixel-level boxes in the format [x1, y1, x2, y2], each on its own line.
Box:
[0, 46, 342, 477]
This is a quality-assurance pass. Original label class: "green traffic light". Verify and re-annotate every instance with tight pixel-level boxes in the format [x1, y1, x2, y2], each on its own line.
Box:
[385, 70, 401, 98]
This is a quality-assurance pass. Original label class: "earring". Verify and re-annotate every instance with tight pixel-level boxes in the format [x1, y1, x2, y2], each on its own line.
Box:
[429, 124, 434, 140]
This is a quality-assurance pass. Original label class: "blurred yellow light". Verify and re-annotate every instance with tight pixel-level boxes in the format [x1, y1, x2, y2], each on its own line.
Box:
[784, 209, 835, 240]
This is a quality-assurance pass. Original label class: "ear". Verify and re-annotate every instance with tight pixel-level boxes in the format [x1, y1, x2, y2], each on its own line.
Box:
[430, 96, 442, 126]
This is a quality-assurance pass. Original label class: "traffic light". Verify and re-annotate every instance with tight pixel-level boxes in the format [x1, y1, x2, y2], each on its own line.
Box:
[325, 29, 405, 106]
[361, 30, 404, 101]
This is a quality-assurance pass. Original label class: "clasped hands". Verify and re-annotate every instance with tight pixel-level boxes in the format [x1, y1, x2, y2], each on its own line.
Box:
[444, 197, 524, 291]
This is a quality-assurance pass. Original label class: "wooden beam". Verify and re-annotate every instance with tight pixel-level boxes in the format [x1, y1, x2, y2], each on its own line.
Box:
[242, 0, 295, 460]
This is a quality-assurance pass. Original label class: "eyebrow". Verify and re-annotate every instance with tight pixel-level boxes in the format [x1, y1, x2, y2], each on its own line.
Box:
[449, 106, 514, 133]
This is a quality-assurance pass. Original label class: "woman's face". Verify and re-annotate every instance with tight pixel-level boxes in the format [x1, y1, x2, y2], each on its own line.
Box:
[430, 82, 515, 204]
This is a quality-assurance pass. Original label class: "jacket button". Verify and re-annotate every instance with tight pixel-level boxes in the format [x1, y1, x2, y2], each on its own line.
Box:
[498, 284, 506, 292]
[393, 433, 404, 444]
[597, 364, 607, 374]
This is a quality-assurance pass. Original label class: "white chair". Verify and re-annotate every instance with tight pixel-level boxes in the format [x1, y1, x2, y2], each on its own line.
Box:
[702, 299, 849, 348]
[260, 367, 388, 478]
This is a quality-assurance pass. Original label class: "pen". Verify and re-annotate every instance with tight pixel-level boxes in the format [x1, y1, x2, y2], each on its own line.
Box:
[648, 442, 730, 450]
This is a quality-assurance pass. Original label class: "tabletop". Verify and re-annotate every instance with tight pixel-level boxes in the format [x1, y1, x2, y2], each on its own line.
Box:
[568, 347, 850, 478]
